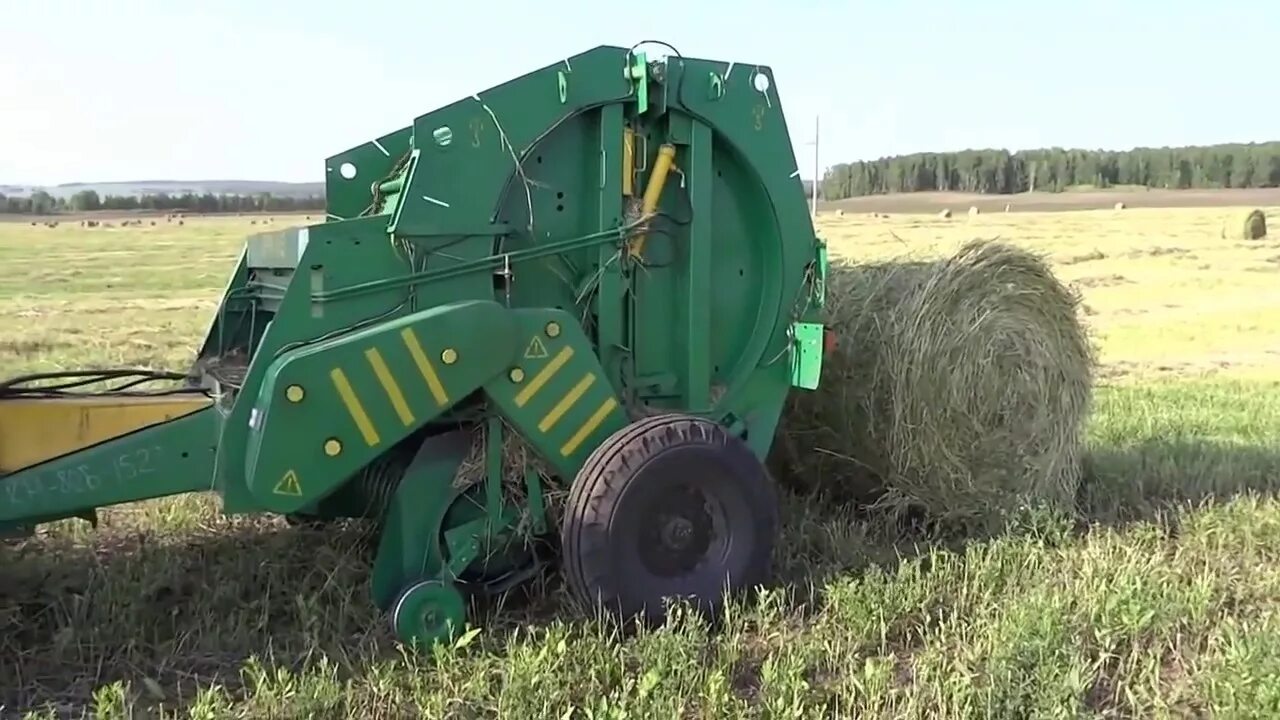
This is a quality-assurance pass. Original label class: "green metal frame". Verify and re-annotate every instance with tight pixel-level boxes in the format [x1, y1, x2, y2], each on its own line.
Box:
[0, 44, 828, 645]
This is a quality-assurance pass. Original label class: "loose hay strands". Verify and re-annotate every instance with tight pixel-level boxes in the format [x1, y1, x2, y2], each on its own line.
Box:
[452, 418, 568, 534]
[771, 239, 1096, 531]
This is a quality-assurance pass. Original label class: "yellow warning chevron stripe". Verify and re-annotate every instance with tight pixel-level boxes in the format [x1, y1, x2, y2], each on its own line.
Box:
[539, 373, 596, 432]
[516, 345, 573, 408]
[331, 367, 380, 446]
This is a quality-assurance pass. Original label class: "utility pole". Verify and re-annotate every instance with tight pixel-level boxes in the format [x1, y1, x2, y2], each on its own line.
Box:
[812, 115, 820, 219]
[803, 115, 820, 220]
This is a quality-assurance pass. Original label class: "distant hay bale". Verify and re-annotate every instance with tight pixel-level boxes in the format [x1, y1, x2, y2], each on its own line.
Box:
[968, 206, 980, 217]
[771, 240, 1095, 531]
[1224, 208, 1267, 240]
[834, 209, 845, 217]
[1114, 201, 1126, 210]
[938, 208, 952, 219]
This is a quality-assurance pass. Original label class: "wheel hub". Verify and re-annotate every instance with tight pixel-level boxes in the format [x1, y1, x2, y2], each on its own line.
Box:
[661, 515, 695, 549]
[639, 483, 725, 577]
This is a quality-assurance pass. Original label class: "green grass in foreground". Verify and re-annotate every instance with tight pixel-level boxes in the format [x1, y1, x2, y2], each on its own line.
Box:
[4, 378, 1280, 718]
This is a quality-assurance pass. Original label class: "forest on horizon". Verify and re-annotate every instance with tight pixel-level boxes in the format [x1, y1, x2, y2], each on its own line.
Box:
[819, 141, 1280, 199]
[9, 141, 1280, 212]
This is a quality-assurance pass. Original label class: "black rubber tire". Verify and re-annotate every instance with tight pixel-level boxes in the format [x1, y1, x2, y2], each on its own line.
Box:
[560, 413, 779, 625]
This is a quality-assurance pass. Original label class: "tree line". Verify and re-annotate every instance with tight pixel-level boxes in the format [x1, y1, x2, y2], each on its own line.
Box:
[0, 189, 326, 215]
[820, 141, 1280, 199]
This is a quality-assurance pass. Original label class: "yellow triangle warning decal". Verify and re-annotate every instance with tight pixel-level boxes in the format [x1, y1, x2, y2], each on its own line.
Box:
[274, 469, 302, 496]
[524, 335, 549, 359]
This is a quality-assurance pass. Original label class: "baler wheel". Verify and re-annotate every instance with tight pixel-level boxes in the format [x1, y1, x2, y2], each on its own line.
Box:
[560, 414, 778, 626]
[390, 579, 466, 648]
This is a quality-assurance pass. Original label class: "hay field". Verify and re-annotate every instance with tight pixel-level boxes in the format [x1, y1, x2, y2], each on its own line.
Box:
[2, 207, 1280, 718]
[823, 205, 1280, 384]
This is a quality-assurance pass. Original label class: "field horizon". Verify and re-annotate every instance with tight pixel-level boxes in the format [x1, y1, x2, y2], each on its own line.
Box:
[2, 204, 1280, 717]
[5, 186, 1280, 224]
[824, 186, 1280, 215]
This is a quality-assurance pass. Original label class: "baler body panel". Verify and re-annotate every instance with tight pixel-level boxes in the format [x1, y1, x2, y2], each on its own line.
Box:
[0, 43, 826, 645]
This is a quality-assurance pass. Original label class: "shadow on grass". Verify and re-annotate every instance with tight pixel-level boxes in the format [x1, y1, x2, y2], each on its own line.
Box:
[0, 508, 591, 715]
[0, 516, 390, 714]
[3, 437, 1279, 715]
[769, 434, 1280, 617]
[1078, 436, 1280, 526]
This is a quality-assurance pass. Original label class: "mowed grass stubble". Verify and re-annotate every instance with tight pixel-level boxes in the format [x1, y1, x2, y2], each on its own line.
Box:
[1, 206, 1279, 718]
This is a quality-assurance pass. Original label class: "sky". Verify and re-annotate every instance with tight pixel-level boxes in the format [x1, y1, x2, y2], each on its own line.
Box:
[2, 0, 1277, 186]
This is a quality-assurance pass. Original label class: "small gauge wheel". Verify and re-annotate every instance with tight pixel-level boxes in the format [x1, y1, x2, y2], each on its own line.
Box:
[390, 579, 466, 648]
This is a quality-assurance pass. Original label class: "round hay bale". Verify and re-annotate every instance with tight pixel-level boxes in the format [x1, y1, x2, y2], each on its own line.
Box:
[770, 239, 1095, 531]
[968, 206, 980, 217]
[1114, 201, 1126, 210]
[834, 208, 845, 217]
[1227, 208, 1267, 240]
[938, 208, 952, 219]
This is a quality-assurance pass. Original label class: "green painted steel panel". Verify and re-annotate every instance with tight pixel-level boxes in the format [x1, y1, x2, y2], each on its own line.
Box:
[244, 300, 520, 512]
[325, 126, 415, 222]
[482, 308, 629, 478]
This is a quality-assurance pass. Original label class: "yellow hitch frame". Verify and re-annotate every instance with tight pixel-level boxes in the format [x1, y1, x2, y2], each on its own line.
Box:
[0, 396, 210, 474]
